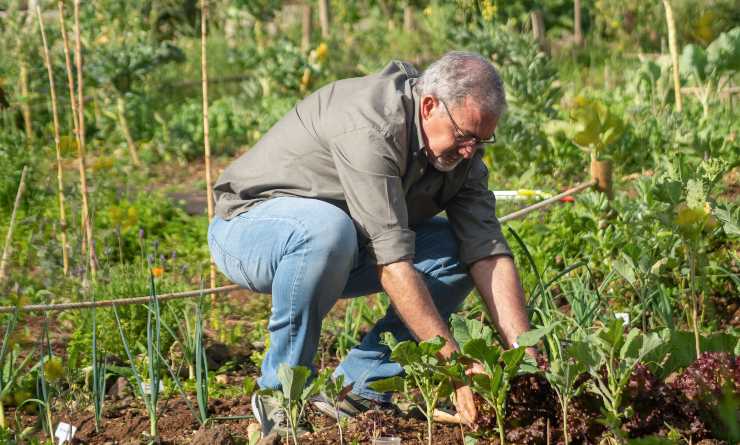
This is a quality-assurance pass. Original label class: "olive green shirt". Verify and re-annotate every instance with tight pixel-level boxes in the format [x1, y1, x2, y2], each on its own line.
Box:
[214, 61, 511, 265]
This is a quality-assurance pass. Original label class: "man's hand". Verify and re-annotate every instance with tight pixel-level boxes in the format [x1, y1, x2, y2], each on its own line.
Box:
[453, 383, 478, 425]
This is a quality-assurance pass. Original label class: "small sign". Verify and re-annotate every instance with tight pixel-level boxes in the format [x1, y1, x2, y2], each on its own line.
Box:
[141, 380, 165, 395]
[615, 312, 630, 326]
[55, 422, 77, 445]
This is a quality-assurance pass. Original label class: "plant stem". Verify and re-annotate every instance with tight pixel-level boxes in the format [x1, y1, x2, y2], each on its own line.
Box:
[0, 166, 28, 284]
[561, 397, 569, 445]
[36, 5, 70, 276]
[688, 249, 701, 357]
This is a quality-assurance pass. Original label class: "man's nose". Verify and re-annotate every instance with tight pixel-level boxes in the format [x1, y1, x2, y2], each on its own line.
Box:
[458, 145, 476, 159]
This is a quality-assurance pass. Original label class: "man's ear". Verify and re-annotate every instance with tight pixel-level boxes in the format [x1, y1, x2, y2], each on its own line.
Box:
[420, 95, 437, 120]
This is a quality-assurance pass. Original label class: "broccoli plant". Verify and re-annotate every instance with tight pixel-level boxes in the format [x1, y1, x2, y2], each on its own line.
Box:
[570, 319, 662, 444]
[462, 339, 525, 445]
[318, 370, 352, 445]
[370, 335, 460, 445]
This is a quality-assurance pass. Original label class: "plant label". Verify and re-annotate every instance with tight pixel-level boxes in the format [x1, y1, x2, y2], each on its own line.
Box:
[54, 422, 77, 445]
[615, 312, 630, 326]
[141, 380, 165, 395]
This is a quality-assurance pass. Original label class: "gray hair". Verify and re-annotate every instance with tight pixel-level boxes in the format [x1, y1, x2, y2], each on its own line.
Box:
[416, 51, 507, 119]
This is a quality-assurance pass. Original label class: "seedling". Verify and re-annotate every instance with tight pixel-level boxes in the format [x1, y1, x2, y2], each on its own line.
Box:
[370, 335, 460, 445]
[462, 339, 525, 445]
[319, 370, 352, 445]
[271, 363, 326, 445]
[112, 266, 163, 443]
[570, 319, 662, 444]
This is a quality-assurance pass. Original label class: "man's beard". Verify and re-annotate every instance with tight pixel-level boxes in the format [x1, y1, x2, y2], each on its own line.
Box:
[426, 149, 463, 172]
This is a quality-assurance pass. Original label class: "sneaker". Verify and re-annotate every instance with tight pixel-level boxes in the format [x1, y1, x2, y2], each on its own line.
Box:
[251, 393, 311, 438]
[311, 391, 402, 420]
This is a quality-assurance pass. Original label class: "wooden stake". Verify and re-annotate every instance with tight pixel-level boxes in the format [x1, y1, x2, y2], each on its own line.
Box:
[116, 95, 141, 166]
[58, 1, 80, 137]
[36, 5, 70, 276]
[318, 0, 331, 38]
[531, 10, 548, 55]
[403, 4, 415, 33]
[0, 166, 29, 284]
[662, 0, 683, 112]
[574, 0, 584, 46]
[590, 156, 613, 200]
[301, 3, 312, 53]
[19, 62, 33, 140]
[60, 0, 95, 279]
[201, 0, 217, 293]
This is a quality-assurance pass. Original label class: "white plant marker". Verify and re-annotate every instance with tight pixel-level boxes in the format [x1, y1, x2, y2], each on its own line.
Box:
[55, 422, 77, 445]
[615, 312, 630, 326]
[141, 380, 165, 395]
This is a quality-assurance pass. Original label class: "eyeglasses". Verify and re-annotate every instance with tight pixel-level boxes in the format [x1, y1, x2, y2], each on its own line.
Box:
[439, 99, 496, 147]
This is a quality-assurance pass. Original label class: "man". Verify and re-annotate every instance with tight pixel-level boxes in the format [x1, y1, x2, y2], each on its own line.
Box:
[208, 51, 533, 437]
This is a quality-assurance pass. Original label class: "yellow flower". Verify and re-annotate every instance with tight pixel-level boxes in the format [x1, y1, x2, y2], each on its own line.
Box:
[151, 266, 164, 278]
[674, 202, 708, 227]
[423, 6, 433, 17]
[482, 0, 497, 21]
[300, 68, 312, 93]
[315, 43, 328, 63]
[44, 357, 65, 383]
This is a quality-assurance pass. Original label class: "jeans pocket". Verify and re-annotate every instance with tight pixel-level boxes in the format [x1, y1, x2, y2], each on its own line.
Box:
[208, 234, 257, 291]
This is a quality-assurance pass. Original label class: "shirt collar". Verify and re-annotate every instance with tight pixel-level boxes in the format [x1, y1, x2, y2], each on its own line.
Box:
[410, 79, 426, 155]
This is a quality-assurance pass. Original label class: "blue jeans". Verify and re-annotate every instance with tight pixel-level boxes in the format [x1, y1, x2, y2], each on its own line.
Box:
[207, 197, 473, 402]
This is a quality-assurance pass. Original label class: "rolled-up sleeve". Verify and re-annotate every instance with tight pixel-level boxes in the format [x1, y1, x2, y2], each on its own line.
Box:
[330, 127, 415, 265]
[446, 158, 512, 265]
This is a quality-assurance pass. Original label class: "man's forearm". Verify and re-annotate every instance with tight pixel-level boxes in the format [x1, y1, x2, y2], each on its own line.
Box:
[378, 260, 459, 357]
[470, 255, 530, 347]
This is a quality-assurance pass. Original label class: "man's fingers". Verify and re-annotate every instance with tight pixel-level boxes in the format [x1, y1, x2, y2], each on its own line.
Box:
[464, 362, 486, 376]
[454, 385, 478, 425]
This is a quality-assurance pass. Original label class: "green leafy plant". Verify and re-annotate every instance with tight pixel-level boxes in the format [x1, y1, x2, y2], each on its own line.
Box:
[570, 319, 662, 444]
[370, 335, 459, 445]
[680, 26, 740, 117]
[520, 324, 585, 445]
[0, 311, 36, 429]
[271, 363, 325, 445]
[462, 339, 525, 445]
[318, 370, 352, 445]
[544, 96, 625, 161]
[112, 268, 163, 443]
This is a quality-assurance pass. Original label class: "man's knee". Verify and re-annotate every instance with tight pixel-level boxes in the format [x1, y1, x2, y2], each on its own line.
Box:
[302, 201, 358, 266]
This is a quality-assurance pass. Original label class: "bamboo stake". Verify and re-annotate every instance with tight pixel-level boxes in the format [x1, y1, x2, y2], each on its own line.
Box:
[19, 63, 33, 140]
[116, 95, 141, 166]
[0, 284, 241, 314]
[573, 0, 583, 46]
[72, 0, 96, 279]
[662, 0, 683, 112]
[200, 0, 217, 293]
[58, 1, 80, 137]
[0, 166, 29, 284]
[301, 3, 312, 53]
[318, 0, 331, 38]
[36, 6, 70, 276]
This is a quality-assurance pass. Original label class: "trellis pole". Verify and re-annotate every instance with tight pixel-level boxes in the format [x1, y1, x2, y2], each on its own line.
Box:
[0, 167, 28, 284]
[36, 6, 70, 276]
[200, 0, 217, 295]
[662, 0, 683, 112]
